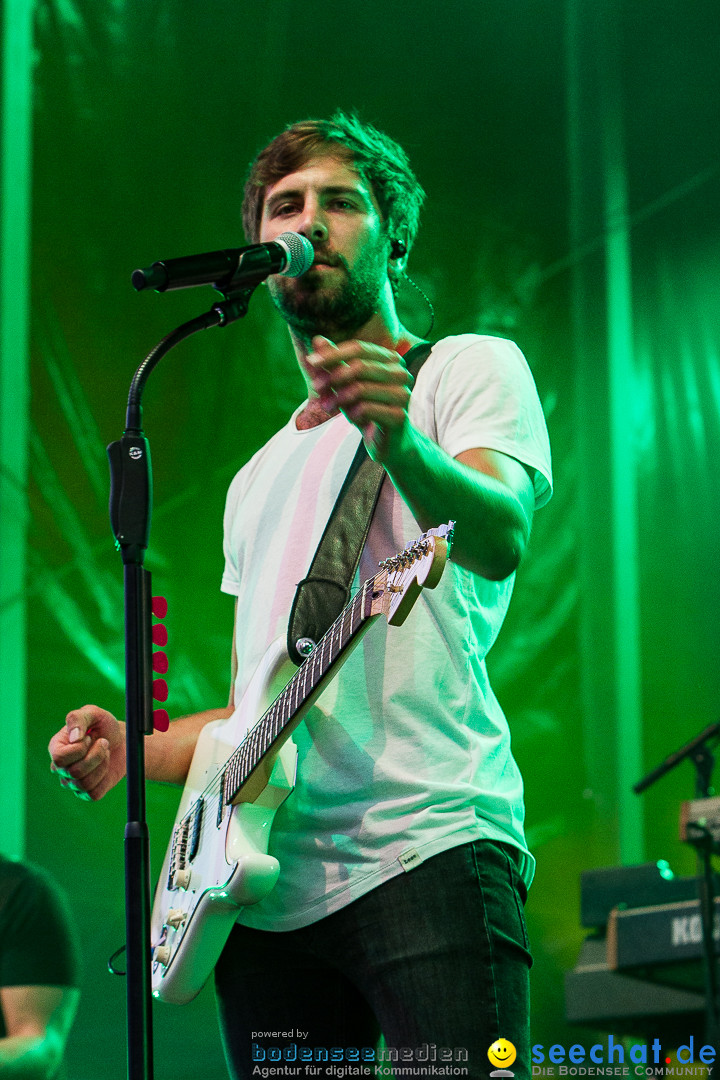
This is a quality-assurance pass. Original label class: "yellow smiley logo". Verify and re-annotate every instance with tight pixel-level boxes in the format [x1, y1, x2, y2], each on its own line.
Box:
[488, 1039, 517, 1069]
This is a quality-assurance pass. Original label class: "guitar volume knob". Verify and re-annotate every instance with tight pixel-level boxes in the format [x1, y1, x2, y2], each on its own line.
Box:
[153, 944, 171, 967]
[175, 868, 191, 889]
[166, 908, 187, 928]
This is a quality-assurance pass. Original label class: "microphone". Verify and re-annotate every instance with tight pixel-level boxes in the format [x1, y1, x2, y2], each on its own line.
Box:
[131, 232, 314, 292]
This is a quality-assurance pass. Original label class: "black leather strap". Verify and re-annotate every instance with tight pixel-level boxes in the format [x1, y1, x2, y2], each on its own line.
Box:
[286, 341, 434, 664]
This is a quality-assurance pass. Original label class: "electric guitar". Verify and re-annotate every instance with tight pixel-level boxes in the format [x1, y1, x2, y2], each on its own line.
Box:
[150, 522, 453, 1004]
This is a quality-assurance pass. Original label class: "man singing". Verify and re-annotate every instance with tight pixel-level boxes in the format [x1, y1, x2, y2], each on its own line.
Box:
[49, 112, 552, 1079]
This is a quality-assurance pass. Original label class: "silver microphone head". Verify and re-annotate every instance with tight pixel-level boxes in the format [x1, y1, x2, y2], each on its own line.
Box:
[274, 232, 314, 277]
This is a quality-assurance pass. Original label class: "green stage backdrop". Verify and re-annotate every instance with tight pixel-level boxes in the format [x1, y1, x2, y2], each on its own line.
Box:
[1, 0, 718, 1076]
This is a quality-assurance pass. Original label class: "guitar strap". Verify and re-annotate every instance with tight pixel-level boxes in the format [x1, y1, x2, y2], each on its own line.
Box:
[287, 341, 435, 665]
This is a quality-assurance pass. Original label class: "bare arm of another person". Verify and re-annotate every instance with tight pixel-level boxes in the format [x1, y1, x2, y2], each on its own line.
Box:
[0, 985, 79, 1079]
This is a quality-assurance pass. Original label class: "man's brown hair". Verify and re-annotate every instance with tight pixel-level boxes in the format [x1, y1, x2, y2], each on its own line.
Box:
[242, 111, 425, 252]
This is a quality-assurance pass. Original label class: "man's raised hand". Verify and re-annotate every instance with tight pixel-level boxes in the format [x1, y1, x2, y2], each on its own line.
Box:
[304, 336, 414, 460]
[49, 705, 126, 801]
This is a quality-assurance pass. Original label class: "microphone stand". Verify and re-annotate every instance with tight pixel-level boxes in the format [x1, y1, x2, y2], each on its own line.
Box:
[634, 721, 720, 1049]
[107, 281, 257, 1080]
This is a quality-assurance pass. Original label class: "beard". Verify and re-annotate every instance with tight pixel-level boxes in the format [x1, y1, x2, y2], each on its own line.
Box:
[266, 237, 387, 339]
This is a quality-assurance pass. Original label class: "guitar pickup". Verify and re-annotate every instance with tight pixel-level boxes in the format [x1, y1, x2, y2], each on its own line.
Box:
[167, 798, 204, 890]
[217, 771, 227, 827]
[167, 819, 189, 890]
[188, 798, 204, 862]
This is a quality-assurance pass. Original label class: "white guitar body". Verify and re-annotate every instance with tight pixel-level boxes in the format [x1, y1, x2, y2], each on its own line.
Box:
[149, 523, 452, 1006]
[150, 639, 298, 1004]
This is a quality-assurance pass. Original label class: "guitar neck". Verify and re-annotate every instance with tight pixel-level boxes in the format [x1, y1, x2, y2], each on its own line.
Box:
[222, 572, 382, 805]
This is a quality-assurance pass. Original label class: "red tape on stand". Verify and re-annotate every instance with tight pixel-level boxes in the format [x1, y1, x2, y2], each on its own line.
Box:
[152, 596, 170, 730]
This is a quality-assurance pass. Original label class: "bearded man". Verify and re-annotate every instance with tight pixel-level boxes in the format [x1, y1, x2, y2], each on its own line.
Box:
[50, 112, 552, 1080]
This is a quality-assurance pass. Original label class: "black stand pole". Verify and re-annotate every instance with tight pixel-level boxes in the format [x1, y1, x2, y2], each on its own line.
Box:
[108, 284, 256, 1080]
[124, 566, 154, 1080]
[634, 722, 720, 1049]
[690, 744, 719, 1050]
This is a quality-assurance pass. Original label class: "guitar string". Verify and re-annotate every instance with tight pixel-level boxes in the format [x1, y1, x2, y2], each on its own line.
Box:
[181, 540, 424, 860]
[225, 547, 420, 808]
[177, 576, 375, 863]
[162, 589, 366, 898]
[202, 594, 358, 807]
[166, 540, 431, 879]
[191, 539, 426, 844]
[223, 580, 366, 794]
[161, 536, 446, 934]
[179, 589, 367, 870]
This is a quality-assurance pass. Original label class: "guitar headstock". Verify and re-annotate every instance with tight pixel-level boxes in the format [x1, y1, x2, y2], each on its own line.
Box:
[371, 522, 454, 626]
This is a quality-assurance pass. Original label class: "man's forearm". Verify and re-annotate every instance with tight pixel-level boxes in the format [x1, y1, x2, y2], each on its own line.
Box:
[381, 421, 532, 581]
[143, 706, 234, 785]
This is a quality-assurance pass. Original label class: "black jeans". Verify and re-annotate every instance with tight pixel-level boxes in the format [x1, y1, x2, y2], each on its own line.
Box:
[215, 839, 532, 1080]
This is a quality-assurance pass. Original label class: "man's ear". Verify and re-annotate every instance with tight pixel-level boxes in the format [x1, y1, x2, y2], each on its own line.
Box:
[389, 237, 407, 261]
[388, 237, 408, 287]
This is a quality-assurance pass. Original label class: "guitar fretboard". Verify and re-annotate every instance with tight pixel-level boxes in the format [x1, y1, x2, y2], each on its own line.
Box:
[222, 573, 379, 805]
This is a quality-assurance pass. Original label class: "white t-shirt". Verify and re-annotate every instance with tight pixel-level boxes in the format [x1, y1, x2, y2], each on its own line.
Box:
[221, 334, 552, 931]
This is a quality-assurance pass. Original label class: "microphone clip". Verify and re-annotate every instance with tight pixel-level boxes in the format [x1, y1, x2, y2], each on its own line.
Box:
[210, 280, 258, 326]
